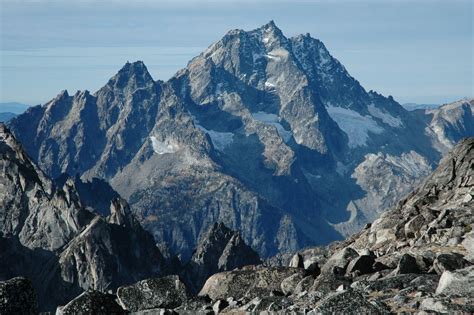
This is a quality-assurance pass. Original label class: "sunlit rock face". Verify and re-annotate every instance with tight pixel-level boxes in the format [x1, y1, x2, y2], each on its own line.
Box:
[9, 21, 472, 260]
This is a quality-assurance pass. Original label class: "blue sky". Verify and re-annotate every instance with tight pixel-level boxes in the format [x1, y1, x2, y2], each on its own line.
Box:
[0, 0, 472, 106]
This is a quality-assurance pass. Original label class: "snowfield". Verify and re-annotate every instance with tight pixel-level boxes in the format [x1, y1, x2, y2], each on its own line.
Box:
[251, 111, 292, 142]
[326, 106, 384, 148]
[368, 104, 403, 128]
[196, 125, 234, 151]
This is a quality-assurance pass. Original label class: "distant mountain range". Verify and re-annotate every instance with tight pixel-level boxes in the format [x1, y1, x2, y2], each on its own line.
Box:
[0, 102, 31, 114]
[0, 102, 31, 122]
[0, 112, 16, 122]
[402, 102, 441, 111]
[7, 21, 474, 260]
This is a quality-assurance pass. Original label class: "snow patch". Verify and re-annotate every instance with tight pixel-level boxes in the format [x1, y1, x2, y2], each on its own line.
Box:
[150, 136, 179, 155]
[265, 81, 276, 88]
[265, 48, 288, 62]
[368, 104, 403, 128]
[251, 111, 292, 142]
[196, 125, 234, 151]
[265, 54, 280, 61]
[326, 106, 384, 148]
[252, 111, 279, 123]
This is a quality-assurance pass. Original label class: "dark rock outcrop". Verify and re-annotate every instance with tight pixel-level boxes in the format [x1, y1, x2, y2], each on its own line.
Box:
[433, 253, 470, 275]
[184, 223, 261, 292]
[0, 277, 37, 315]
[345, 255, 375, 276]
[0, 124, 168, 311]
[395, 254, 420, 275]
[310, 247, 358, 294]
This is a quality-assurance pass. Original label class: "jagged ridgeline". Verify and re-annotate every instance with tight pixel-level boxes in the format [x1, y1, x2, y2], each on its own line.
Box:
[0, 124, 262, 312]
[7, 22, 474, 262]
[0, 124, 168, 310]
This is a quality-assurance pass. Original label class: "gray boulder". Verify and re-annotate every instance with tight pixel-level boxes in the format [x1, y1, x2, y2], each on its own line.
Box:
[289, 253, 304, 268]
[420, 297, 474, 313]
[239, 296, 292, 313]
[323, 247, 359, 272]
[199, 266, 305, 300]
[436, 265, 474, 296]
[0, 277, 37, 315]
[408, 275, 440, 294]
[462, 231, 474, 261]
[313, 289, 388, 314]
[293, 275, 315, 295]
[310, 247, 358, 294]
[280, 273, 306, 296]
[404, 215, 425, 239]
[351, 273, 420, 292]
[56, 290, 125, 315]
[117, 276, 189, 312]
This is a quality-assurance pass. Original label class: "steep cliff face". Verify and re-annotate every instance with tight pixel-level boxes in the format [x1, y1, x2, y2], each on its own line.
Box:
[259, 138, 474, 313]
[58, 198, 167, 294]
[183, 222, 261, 292]
[423, 98, 474, 154]
[0, 123, 91, 251]
[170, 21, 439, 238]
[8, 22, 472, 260]
[0, 124, 168, 311]
[350, 137, 474, 252]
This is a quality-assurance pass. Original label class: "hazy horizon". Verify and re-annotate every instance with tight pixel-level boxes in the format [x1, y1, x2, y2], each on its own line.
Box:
[1, 0, 473, 106]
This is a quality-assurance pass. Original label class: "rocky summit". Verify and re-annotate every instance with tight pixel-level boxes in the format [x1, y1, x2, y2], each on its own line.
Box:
[8, 22, 473, 261]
